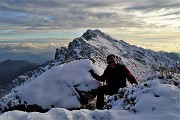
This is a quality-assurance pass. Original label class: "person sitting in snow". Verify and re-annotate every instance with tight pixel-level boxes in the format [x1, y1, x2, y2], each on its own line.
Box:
[89, 54, 138, 109]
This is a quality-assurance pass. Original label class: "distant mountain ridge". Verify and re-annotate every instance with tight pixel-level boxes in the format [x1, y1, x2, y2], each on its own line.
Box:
[0, 60, 40, 98]
[0, 29, 179, 99]
[0, 51, 55, 63]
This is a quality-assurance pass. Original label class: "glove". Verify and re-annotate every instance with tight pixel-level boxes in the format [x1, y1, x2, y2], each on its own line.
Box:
[89, 69, 94, 74]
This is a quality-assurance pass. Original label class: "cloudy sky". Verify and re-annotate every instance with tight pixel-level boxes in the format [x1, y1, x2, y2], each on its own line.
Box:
[0, 0, 179, 54]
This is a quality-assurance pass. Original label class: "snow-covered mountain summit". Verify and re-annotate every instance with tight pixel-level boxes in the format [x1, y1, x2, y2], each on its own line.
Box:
[1, 29, 179, 100]
[0, 29, 179, 118]
[55, 29, 178, 80]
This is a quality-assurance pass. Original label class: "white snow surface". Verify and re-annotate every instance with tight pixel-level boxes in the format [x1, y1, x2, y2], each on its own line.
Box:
[0, 79, 179, 120]
[1, 60, 103, 109]
[0, 59, 180, 120]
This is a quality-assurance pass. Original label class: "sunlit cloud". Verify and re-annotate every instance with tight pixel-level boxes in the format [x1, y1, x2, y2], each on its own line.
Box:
[0, 41, 68, 48]
[101, 28, 180, 53]
[136, 42, 180, 53]
[0, 0, 179, 53]
[0, 0, 179, 30]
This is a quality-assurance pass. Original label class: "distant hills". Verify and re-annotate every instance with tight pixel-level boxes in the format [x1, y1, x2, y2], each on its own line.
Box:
[0, 60, 40, 98]
[0, 51, 55, 63]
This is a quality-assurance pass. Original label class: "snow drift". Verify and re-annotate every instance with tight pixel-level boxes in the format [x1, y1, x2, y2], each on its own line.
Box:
[0, 60, 103, 109]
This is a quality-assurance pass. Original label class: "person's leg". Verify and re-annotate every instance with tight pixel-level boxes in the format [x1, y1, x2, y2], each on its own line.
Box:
[96, 86, 106, 109]
[96, 85, 119, 109]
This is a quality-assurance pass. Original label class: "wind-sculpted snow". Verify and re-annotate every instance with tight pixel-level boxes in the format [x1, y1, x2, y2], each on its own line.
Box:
[0, 60, 103, 111]
[106, 76, 179, 110]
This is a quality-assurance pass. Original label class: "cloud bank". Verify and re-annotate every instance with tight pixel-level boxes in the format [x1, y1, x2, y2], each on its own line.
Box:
[0, 0, 179, 32]
[0, 0, 179, 53]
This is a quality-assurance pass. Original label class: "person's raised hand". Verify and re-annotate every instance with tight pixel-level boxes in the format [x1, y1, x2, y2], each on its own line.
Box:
[89, 69, 94, 74]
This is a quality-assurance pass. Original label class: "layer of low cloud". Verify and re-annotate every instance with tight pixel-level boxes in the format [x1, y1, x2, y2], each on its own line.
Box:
[136, 42, 180, 53]
[0, 38, 70, 54]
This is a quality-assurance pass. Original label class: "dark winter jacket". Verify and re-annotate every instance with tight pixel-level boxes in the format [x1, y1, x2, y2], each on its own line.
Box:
[90, 64, 138, 88]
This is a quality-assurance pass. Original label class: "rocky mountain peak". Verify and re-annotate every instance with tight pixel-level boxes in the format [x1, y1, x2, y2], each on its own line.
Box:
[54, 29, 178, 80]
[82, 29, 112, 41]
[55, 47, 68, 60]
